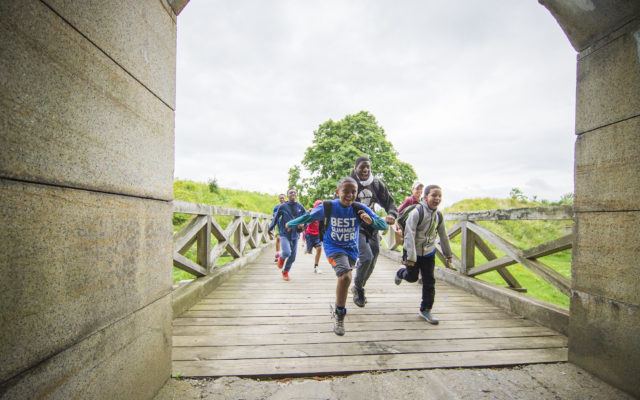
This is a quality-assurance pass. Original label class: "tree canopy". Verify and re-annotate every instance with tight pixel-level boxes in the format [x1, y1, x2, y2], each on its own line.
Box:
[288, 111, 417, 207]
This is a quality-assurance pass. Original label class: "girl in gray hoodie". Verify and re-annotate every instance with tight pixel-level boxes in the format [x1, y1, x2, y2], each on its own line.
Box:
[394, 185, 453, 324]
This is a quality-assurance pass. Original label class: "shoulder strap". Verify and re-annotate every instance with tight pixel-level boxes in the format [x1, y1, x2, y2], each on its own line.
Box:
[417, 205, 425, 226]
[437, 210, 443, 227]
[352, 201, 364, 214]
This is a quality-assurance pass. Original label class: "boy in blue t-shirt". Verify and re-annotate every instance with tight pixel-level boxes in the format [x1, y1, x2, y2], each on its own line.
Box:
[287, 177, 387, 335]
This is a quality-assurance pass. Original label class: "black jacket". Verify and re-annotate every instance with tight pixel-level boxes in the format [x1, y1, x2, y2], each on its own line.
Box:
[350, 171, 398, 238]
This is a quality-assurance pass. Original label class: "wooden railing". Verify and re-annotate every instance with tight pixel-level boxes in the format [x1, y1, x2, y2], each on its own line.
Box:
[381, 205, 574, 297]
[172, 200, 273, 277]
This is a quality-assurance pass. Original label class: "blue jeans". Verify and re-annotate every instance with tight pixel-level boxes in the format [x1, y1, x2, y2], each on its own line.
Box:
[279, 235, 298, 272]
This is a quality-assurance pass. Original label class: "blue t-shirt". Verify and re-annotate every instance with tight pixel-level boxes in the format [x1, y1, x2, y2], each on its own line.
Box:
[308, 199, 378, 262]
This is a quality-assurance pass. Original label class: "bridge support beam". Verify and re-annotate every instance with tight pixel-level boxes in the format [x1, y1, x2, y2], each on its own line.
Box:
[540, 1, 640, 396]
[0, 0, 182, 398]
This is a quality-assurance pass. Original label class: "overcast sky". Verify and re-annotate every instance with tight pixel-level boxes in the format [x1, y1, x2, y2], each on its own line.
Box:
[174, 0, 577, 207]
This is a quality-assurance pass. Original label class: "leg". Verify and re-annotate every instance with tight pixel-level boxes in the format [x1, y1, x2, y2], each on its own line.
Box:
[283, 237, 298, 272]
[417, 254, 438, 325]
[314, 245, 322, 266]
[335, 270, 352, 307]
[353, 234, 376, 290]
[279, 236, 291, 260]
[418, 254, 436, 311]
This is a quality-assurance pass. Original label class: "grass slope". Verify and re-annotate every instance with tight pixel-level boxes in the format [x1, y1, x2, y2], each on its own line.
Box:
[442, 198, 572, 308]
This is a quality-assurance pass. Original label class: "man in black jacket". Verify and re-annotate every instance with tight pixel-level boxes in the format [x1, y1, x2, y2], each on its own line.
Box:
[350, 156, 398, 307]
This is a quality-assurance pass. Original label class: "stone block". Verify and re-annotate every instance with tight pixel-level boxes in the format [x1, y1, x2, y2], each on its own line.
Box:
[576, 22, 640, 134]
[0, 179, 172, 383]
[569, 290, 640, 398]
[0, 0, 174, 200]
[45, 0, 177, 108]
[540, 0, 640, 51]
[575, 116, 640, 211]
[572, 211, 640, 306]
[0, 294, 172, 400]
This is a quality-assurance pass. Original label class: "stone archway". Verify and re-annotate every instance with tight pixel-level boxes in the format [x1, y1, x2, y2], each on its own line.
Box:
[0, 0, 638, 398]
[539, 1, 640, 396]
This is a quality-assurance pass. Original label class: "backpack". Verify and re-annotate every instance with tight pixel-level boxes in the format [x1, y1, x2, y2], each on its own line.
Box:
[397, 204, 443, 232]
[318, 200, 364, 239]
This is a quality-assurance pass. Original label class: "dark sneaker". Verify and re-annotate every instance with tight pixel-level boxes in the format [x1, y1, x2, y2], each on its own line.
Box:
[394, 272, 402, 285]
[331, 307, 346, 336]
[419, 310, 439, 325]
[351, 286, 365, 308]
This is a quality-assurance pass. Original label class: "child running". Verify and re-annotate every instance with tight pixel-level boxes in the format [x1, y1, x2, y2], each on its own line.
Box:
[268, 189, 306, 281]
[394, 184, 453, 324]
[304, 199, 324, 274]
[272, 193, 286, 262]
[287, 177, 387, 335]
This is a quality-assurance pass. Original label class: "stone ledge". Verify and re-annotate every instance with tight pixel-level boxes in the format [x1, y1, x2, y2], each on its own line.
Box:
[172, 243, 272, 318]
[380, 248, 569, 335]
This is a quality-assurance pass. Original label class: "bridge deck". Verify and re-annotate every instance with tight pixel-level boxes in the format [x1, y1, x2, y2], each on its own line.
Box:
[172, 249, 567, 377]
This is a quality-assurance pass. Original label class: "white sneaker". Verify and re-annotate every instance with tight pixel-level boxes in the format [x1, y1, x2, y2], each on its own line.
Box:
[314, 266, 322, 274]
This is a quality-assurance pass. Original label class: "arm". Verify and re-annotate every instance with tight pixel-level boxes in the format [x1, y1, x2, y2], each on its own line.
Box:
[436, 218, 453, 264]
[287, 205, 323, 229]
[286, 213, 313, 229]
[358, 204, 388, 231]
[268, 209, 280, 231]
[375, 180, 399, 222]
[403, 209, 419, 264]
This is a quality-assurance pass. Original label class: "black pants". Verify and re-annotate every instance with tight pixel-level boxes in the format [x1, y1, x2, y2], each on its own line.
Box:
[398, 251, 436, 311]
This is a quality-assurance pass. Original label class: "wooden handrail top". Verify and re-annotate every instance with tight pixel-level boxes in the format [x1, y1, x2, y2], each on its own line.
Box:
[173, 200, 272, 219]
[444, 205, 573, 221]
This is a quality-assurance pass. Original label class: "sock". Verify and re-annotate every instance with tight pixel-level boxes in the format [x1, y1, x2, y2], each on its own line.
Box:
[335, 306, 346, 314]
[314, 264, 318, 267]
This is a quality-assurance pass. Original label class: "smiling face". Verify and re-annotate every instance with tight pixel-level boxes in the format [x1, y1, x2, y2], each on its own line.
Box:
[336, 181, 357, 207]
[287, 189, 297, 202]
[278, 194, 286, 203]
[424, 188, 442, 210]
[355, 160, 371, 181]
[412, 185, 424, 200]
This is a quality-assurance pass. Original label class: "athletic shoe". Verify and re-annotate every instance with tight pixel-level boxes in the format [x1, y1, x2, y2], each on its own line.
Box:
[351, 286, 365, 308]
[274, 252, 280, 263]
[331, 307, 346, 336]
[277, 257, 284, 269]
[314, 266, 322, 274]
[418, 278, 423, 284]
[394, 272, 402, 285]
[419, 310, 439, 325]
[282, 270, 290, 281]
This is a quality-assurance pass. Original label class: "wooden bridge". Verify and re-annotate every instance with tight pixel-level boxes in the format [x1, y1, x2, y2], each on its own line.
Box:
[170, 203, 571, 377]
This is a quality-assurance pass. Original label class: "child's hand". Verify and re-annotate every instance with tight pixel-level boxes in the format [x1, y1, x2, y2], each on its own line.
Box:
[358, 210, 373, 224]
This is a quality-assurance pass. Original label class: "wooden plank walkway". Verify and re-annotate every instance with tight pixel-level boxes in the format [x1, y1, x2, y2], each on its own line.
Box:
[172, 248, 567, 377]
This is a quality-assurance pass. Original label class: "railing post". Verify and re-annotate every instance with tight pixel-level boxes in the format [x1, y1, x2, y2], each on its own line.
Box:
[196, 215, 211, 271]
[460, 221, 475, 275]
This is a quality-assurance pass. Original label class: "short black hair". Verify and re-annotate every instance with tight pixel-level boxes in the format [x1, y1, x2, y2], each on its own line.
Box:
[423, 185, 441, 197]
[354, 156, 371, 169]
[337, 177, 357, 188]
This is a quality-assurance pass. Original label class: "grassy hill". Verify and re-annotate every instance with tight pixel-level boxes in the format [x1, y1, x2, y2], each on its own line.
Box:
[442, 198, 572, 308]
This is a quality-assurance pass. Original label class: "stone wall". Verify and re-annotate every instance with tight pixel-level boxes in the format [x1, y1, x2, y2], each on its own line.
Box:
[0, 0, 178, 398]
[540, 1, 640, 397]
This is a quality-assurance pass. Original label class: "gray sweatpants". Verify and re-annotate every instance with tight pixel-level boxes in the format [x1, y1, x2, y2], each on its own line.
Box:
[353, 232, 379, 290]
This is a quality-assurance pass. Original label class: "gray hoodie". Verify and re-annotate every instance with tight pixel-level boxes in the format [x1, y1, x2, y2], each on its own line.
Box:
[403, 199, 453, 263]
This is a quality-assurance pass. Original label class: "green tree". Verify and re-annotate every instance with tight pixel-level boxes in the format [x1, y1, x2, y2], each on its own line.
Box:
[289, 111, 417, 207]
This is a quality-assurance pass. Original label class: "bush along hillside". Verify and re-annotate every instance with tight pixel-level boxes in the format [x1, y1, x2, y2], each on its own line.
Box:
[441, 198, 573, 308]
[172, 179, 279, 284]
